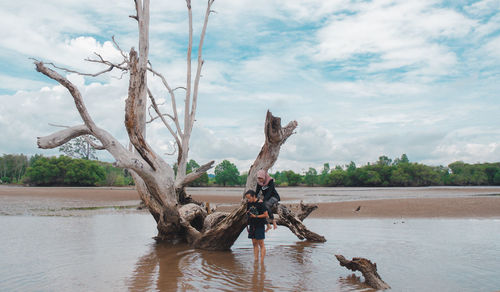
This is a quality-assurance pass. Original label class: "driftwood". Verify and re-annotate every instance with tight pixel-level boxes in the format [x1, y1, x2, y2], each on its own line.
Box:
[335, 255, 390, 290]
[275, 204, 325, 242]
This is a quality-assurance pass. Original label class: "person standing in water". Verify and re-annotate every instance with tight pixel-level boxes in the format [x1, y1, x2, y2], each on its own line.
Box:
[245, 190, 269, 262]
[256, 170, 280, 230]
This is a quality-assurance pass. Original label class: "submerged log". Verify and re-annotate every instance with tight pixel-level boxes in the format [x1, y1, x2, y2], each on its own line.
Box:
[335, 255, 390, 290]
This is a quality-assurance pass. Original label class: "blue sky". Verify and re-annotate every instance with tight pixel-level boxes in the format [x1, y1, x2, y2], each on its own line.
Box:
[1, 0, 499, 173]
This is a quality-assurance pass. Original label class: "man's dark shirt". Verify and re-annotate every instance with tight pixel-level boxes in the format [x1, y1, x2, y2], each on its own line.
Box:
[247, 201, 267, 227]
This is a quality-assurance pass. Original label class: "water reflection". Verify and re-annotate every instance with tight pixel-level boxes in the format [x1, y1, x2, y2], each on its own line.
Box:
[338, 274, 374, 292]
[128, 243, 278, 291]
[128, 238, 366, 292]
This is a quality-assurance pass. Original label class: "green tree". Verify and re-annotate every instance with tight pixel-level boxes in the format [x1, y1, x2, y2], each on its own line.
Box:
[24, 156, 105, 186]
[214, 160, 240, 186]
[393, 153, 409, 165]
[59, 136, 98, 160]
[24, 156, 61, 185]
[360, 169, 382, 186]
[377, 155, 392, 166]
[98, 162, 134, 186]
[494, 172, 500, 185]
[186, 159, 209, 187]
[304, 167, 318, 186]
[327, 168, 346, 186]
[272, 171, 288, 186]
[239, 172, 248, 186]
[390, 167, 411, 186]
[484, 164, 500, 184]
[284, 170, 302, 186]
[345, 161, 357, 186]
[0, 154, 29, 183]
[318, 163, 330, 186]
[64, 159, 106, 186]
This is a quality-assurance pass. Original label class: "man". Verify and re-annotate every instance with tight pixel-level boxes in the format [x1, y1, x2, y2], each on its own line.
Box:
[245, 189, 269, 261]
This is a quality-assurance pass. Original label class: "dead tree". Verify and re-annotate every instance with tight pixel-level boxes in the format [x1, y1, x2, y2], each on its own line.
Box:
[34, 0, 324, 250]
[335, 255, 390, 290]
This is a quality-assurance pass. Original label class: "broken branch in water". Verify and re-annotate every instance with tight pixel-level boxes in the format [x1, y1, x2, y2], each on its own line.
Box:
[335, 254, 390, 290]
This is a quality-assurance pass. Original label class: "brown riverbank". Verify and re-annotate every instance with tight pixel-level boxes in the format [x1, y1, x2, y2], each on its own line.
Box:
[300, 197, 500, 218]
[1, 186, 499, 218]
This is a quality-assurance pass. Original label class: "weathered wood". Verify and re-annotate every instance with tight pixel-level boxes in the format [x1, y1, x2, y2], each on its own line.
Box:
[276, 204, 326, 242]
[245, 110, 298, 191]
[175, 160, 215, 190]
[335, 255, 390, 290]
[193, 204, 248, 250]
[297, 200, 318, 221]
[37, 125, 91, 149]
[176, 0, 215, 184]
[202, 211, 229, 231]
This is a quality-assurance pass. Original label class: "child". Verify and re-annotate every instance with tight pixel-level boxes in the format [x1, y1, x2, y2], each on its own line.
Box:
[245, 189, 269, 262]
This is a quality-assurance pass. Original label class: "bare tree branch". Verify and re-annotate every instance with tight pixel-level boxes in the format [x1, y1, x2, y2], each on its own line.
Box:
[184, 0, 193, 138]
[111, 36, 129, 62]
[83, 135, 106, 150]
[175, 160, 214, 189]
[173, 86, 187, 91]
[35, 61, 153, 173]
[147, 88, 182, 150]
[85, 54, 128, 71]
[164, 142, 177, 156]
[38, 125, 91, 149]
[46, 62, 114, 77]
[36, 62, 98, 131]
[148, 67, 183, 135]
[48, 123, 70, 128]
[275, 204, 326, 242]
[190, 0, 215, 128]
[146, 113, 176, 124]
[176, 0, 214, 183]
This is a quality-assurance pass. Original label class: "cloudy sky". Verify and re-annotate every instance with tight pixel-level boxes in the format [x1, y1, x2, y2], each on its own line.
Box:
[1, 0, 499, 173]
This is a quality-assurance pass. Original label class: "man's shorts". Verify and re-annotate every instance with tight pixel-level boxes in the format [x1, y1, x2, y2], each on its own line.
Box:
[248, 225, 265, 240]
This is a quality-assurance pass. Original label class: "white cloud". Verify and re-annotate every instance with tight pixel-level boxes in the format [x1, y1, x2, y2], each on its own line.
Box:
[0, 75, 50, 92]
[465, 0, 500, 17]
[481, 35, 500, 59]
[1, 0, 500, 173]
[314, 0, 475, 79]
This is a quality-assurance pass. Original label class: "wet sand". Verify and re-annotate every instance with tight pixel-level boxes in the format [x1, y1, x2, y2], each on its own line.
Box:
[303, 197, 500, 218]
[1, 185, 499, 218]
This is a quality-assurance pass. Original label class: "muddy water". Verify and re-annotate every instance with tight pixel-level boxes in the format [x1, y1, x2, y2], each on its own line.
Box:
[2, 214, 500, 292]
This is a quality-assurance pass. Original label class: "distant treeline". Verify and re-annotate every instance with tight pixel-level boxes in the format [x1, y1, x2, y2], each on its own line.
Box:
[277, 154, 500, 187]
[0, 154, 133, 186]
[1, 153, 500, 187]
